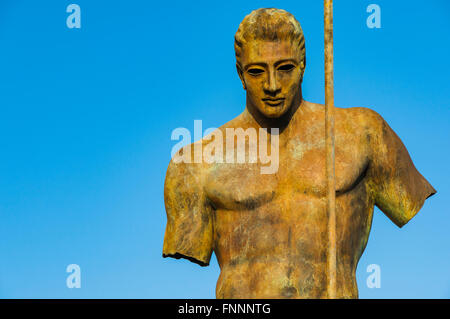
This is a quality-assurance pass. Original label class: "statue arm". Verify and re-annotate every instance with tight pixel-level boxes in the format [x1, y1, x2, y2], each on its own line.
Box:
[366, 110, 436, 227]
[162, 158, 214, 266]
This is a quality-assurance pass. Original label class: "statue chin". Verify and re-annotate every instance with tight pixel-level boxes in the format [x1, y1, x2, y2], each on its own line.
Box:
[258, 105, 290, 119]
[248, 100, 290, 120]
[265, 110, 288, 119]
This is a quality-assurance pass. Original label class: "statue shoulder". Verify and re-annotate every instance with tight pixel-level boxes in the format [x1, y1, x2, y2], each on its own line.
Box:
[166, 113, 247, 184]
[216, 112, 249, 130]
[200, 112, 250, 146]
[166, 143, 206, 187]
[303, 102, 386, 136]
[336, 106, 387, 136]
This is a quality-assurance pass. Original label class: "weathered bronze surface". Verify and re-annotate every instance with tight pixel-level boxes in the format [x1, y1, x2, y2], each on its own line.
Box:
[162, 8, 436, 298]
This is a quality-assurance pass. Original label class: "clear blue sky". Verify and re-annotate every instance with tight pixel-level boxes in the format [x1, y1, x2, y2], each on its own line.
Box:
[0, 0, 449, 298]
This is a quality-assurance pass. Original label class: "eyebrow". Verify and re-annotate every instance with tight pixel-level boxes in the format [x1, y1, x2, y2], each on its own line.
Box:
[244, 59, 298, 70]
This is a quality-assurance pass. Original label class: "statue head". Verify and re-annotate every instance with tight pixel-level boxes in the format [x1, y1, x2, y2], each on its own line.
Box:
[235, 8, 306, 119]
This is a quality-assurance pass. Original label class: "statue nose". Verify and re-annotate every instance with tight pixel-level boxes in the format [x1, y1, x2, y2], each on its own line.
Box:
[264, 70, 281, 95]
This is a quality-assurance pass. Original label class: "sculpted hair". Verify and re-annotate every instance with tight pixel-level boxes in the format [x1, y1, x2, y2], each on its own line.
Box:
[235, 8, 306, 76]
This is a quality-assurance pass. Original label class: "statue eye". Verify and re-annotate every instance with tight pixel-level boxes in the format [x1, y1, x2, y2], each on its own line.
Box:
[278, 64, 295, 71]
[247, 68, 264, 76]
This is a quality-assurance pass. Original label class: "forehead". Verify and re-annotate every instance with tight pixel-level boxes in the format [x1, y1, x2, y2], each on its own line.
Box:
[240, 40, 300, 66]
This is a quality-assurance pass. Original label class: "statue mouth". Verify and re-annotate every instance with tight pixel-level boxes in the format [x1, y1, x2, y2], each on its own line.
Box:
[262, 98, 285, 106]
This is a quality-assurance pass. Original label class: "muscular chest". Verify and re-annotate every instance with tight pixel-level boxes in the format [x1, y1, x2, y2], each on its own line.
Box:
[204, 137, 369, 210]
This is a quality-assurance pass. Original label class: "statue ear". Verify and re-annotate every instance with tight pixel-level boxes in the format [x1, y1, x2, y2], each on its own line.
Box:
[236, 63, 246, 90]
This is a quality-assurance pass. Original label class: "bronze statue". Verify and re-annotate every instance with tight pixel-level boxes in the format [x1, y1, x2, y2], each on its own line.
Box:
[162, 8, 436, 298]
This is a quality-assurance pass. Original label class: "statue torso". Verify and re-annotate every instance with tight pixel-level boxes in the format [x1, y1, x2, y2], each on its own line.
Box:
[203, 101, 374, 298]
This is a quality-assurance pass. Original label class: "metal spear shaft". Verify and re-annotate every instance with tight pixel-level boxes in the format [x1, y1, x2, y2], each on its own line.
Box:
[324, 0, 337, 299]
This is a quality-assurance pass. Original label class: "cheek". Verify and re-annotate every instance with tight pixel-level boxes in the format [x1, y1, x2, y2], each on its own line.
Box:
[279, 73, 301, 94]
[245, 77, 263, 95]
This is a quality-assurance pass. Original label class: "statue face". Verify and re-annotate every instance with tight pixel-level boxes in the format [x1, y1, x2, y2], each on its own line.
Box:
[238, 40, 303, 119]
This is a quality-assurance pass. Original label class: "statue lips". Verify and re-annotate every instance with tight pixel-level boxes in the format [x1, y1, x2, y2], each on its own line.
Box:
[262, 97, 285, 107]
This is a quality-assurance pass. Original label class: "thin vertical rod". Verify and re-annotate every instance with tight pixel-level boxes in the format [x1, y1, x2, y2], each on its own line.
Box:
[324, 0, 337, 299]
